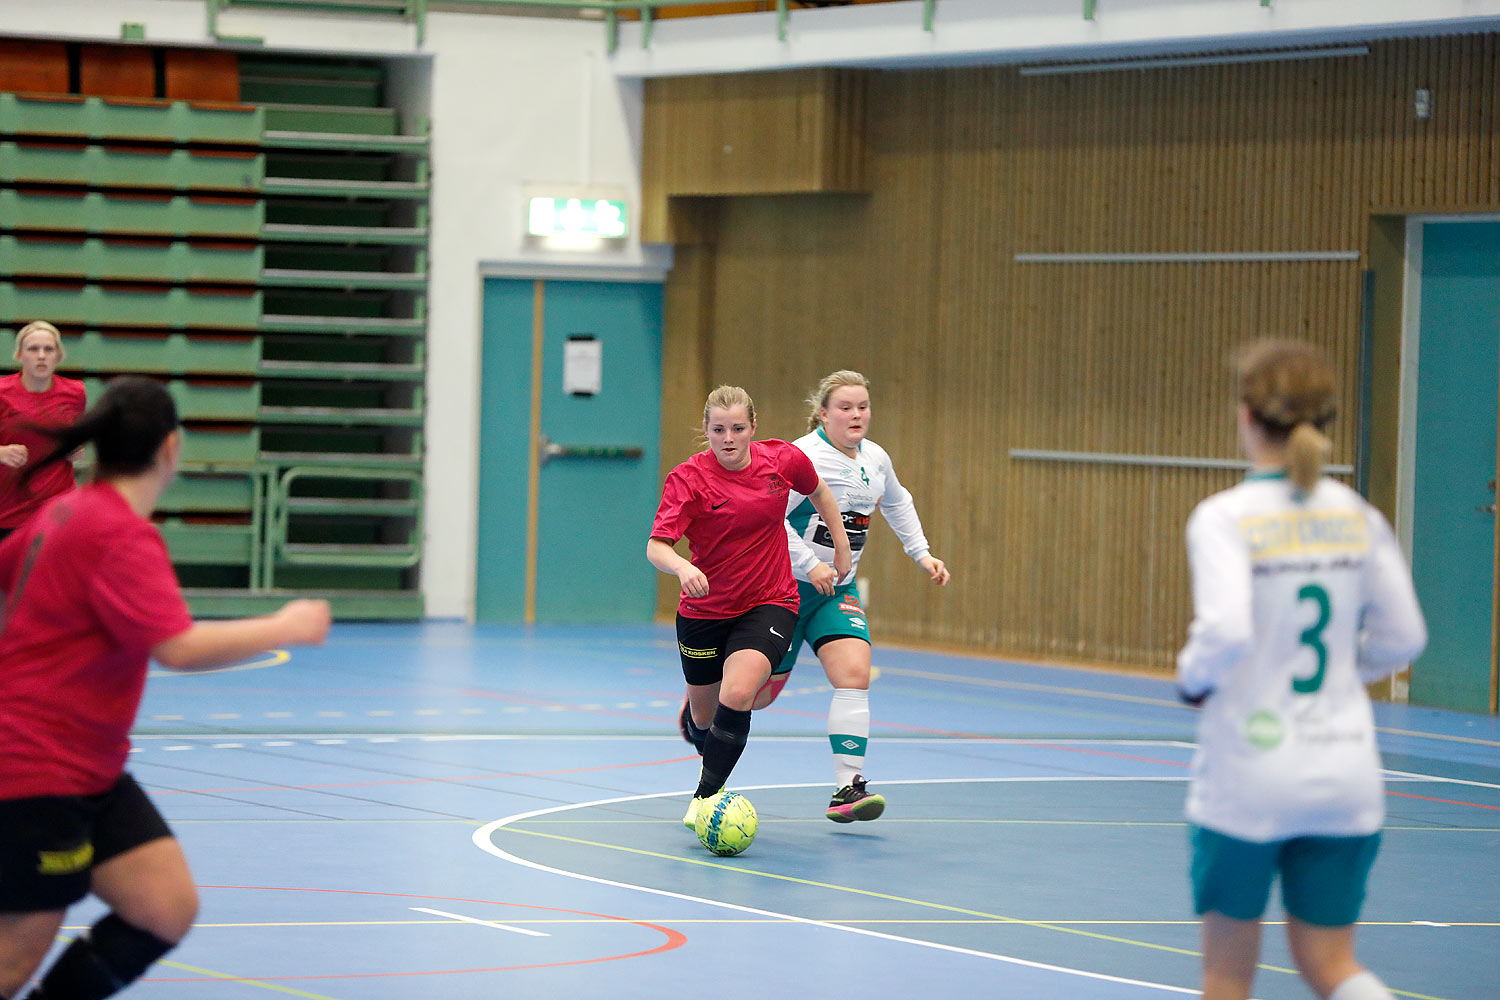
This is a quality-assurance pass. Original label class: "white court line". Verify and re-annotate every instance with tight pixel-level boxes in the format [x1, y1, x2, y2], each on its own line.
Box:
[127, 734, 1200, 745]
[473, 780, 1198, 996]
[1383, 768, 1500, 791]
[409, 906, 548, 938]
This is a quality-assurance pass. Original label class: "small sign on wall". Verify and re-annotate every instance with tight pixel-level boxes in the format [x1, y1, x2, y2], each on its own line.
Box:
[564, 334, 602, 396]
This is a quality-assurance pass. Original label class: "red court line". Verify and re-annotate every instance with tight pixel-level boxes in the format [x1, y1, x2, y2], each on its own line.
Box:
[152, 754, 697, 796]
[1387, 789, 1500, 812]
[146, 887, 687, 981]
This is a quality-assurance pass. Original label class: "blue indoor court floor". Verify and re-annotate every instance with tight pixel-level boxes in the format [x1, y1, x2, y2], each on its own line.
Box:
[52, 623, 1500, 999]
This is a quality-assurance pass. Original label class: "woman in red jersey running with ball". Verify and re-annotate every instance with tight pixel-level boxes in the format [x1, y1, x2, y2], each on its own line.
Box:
[649, 385, 851, 829]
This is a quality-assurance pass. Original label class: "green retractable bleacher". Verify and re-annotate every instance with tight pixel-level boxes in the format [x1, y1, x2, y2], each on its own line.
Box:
[0, 44, 428, 619]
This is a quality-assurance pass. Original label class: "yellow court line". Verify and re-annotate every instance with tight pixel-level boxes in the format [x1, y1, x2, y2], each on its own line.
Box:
[875, 664, 1500, 748]
[154, 957, 342, 1000]
[500, 828, 1229, 964]
[872, 665, 1189, 709]
[499, 824, 1460, 999]
[50, 935, 339, 1000]
[1376, 725, 1500, 748]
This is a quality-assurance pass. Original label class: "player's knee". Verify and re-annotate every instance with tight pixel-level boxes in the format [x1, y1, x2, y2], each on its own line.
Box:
[118, 885, 198, 944]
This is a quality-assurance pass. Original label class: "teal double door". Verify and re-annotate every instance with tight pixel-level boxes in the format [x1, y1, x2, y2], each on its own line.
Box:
[476, 277, 663, 623]
[1410, 221, 1500, 712]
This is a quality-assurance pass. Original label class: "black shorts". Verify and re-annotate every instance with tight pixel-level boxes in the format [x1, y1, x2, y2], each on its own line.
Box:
[676, 604, 799, 686]
[0, 773, 173, 912]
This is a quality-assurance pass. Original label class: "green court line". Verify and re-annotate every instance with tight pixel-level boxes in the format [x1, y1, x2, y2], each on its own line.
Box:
[499, 823, 1460, 999]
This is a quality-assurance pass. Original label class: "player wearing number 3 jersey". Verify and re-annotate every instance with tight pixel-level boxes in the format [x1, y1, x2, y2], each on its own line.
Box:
[1177, 342, 1426, 1000]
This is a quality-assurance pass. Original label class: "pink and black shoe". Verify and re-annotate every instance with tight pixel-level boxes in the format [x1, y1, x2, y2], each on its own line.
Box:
[826, 775, 885, 823]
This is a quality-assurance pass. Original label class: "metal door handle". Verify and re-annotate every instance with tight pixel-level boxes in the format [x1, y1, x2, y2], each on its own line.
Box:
[538, 433, 642, 466]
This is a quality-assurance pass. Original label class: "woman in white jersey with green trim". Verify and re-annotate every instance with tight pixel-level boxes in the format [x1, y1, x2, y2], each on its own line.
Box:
[764, 370, 948, 822]
[1177, 341, 1425, 1000]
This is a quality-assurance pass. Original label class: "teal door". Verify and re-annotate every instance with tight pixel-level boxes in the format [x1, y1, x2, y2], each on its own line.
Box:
[476, 278, 663, 623]
[1410, 222, 1500, 712]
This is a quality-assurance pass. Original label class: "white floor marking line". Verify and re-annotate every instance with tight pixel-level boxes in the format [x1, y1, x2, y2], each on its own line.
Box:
[472, 781, 1197, 996]
[409, 906, 549, 937]
[1382, 768, 1500, 791]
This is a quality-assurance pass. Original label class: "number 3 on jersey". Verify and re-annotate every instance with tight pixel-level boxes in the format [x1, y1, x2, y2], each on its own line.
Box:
[1294, 583, 1330, 694]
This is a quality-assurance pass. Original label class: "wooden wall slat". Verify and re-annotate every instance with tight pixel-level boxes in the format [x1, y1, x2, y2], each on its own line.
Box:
[647, 35, 1500, 670]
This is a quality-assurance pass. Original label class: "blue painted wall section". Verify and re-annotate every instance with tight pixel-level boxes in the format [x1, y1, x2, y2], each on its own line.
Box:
[1411, 222, 1500, 712]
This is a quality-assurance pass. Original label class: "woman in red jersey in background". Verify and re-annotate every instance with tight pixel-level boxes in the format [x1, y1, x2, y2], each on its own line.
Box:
[649, 385, 852, 829]
[0, 322, 87, 543]
[0, 378, 331, 1000]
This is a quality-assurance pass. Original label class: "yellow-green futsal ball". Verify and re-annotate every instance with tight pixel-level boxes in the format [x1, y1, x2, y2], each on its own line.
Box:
[694, 791, 758, 856]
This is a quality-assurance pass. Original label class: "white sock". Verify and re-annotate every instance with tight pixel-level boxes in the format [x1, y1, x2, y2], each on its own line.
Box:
[1329, 970, 1394, 1000]
[828, 688, 870, 788]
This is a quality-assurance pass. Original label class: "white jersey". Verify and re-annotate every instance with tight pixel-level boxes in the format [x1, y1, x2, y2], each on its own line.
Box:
[1178, 471, 1426, 842]
[784, 430, 931, 585]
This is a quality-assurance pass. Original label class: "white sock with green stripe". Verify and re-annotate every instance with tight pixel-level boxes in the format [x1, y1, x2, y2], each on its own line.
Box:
[1328, 971, 1394, 1000]
[828, 688, 870, 787]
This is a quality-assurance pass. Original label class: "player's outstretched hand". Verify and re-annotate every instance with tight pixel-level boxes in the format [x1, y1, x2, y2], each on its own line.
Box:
[919, 555, 950, 587]
[277, 599, 332, 646]
[808, 561, 838, 596]
[677, 563, 710, 599]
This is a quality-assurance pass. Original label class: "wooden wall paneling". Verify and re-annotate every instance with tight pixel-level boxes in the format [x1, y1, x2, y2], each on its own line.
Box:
[642, 70, 867, 197]
[655, 241, 721, 616]
[79, 44, 155, 99]
[0, 40, 69, 94]
[647, 35, 1500, 670]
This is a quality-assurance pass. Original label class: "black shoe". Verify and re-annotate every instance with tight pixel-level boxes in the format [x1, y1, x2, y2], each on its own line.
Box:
[679, 700, 705, 755]
[827, 775, 885, 823]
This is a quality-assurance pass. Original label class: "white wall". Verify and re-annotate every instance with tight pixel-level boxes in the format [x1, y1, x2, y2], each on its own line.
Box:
[5, 1, 663, 620]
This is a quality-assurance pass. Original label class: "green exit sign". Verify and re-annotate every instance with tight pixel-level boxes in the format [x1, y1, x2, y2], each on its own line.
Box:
[527, 197, 628, 239]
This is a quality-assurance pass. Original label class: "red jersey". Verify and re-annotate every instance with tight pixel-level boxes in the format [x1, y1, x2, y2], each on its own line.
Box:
[651, 439, 819, 619]
[0, 373, 87, 529]
[0, 482, 193, 798]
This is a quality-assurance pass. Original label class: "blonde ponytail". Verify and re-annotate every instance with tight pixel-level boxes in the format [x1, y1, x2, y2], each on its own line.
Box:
[1286, 422, 1331, 493]
[1237, 341, 1337, 492]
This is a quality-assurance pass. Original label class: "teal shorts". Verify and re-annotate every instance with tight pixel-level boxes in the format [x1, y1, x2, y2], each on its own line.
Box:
[774, 580, 870, 676]
[1189, 825, 1380, 927]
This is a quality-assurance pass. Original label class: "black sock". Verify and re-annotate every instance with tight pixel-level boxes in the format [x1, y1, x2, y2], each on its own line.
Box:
[33, 914, 175, 999]
[696, 704, 751, 798]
